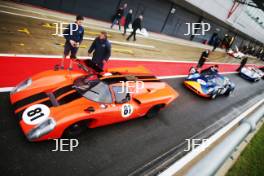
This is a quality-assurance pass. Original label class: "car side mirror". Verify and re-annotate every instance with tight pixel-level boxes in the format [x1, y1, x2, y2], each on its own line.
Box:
[85, 106, 95, 112]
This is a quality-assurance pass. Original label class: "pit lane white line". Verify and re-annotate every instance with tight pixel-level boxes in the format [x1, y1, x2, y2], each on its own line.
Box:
[0, 53, 244, 65]
[157, 72, 237, 79]
[0, 9, 155, 49]
[0, 87, 13, 92]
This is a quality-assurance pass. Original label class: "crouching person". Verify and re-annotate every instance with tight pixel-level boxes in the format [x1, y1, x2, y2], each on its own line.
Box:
[88, 32, 111, 71]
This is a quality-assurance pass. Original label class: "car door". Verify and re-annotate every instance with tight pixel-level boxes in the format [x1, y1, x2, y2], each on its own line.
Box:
[110, 85, 140, 122]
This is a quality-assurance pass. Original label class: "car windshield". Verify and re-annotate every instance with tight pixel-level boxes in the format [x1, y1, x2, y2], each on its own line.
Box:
[78, 81, 112, 103]
[74, 77, 112, 103]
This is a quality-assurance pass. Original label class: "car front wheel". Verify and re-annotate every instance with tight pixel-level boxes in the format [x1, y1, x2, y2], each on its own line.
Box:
[63, 121, 88, 138]
[146, 104, 164, 118]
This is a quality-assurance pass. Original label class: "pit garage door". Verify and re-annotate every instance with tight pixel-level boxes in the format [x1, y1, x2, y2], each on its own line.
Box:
[21, 0, 120, 21]
[161, 4, 199, 40]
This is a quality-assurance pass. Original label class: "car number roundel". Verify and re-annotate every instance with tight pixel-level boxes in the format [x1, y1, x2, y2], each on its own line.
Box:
[121, 104, 133, 118]
[22, 104, 50, 125]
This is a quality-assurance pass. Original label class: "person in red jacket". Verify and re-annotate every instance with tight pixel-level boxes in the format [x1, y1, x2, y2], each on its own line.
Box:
[110, 3, 127, 30]
[123, 9, 133, 35]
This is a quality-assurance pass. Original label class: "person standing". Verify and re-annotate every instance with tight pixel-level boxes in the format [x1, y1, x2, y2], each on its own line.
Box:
[197, 50, 210, 69]
[61, 15, 84, 70]
[111, 3, 127, 30]
[212, 37, 220, 52]
[222, 34, 230, 52]
[126, 15, 143, 41]
[88, 32, 111, 71]
[123, 9, 133, 35]
[236, 57, 248, 72]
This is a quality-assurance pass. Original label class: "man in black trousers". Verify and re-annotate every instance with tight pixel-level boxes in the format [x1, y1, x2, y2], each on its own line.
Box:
[88, 32, 111, 71]
[236, 57, 248, 72]
[126, 15, 143, 41]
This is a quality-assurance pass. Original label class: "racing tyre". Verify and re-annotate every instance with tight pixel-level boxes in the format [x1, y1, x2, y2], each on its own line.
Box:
[146, 104, 164, 118]
[211, 93, 217, 99]
[224, 89, 233, 96]
[63, 121, 88, 138]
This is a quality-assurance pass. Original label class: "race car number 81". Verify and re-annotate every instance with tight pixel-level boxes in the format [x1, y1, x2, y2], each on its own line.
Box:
[22, 104, 50, 125]
[121, 104, 133, 118]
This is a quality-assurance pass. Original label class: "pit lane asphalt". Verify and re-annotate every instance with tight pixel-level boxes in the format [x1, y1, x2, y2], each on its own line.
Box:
[0, 74, 263, 176]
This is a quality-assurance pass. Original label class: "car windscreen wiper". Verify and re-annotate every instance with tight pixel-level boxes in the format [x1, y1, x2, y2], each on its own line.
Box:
[89, 90, 99, 95]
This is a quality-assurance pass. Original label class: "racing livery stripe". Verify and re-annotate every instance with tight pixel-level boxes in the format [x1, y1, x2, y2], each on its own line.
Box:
[53, 84, 74, 98]
[13, 92, 48, 111]
[102, 77, 130, 84]
[57, 91, 82, 105]
[15, 97, 50, 113]
[101, 75, 159, 84]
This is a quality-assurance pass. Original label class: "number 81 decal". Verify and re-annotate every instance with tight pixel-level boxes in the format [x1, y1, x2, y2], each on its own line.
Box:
[121, 104, 133, 118]
[22, 104, 50, 125]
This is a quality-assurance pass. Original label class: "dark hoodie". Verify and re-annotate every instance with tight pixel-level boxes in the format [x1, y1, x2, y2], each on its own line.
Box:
[88, 37, 111, 65]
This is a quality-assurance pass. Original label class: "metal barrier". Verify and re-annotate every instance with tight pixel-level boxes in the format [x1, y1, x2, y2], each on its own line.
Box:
[186, 103, 264, 176]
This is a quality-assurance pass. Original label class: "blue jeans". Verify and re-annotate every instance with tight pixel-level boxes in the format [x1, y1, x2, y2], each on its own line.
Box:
[111, 18, 121, 30]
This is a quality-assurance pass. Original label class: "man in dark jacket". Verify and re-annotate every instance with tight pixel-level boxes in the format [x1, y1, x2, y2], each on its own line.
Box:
[123, 9, 133, 35]
[126, 15, 143, 41]
[88, 32, 111, 70]
[212, 37, 220, 52]
[111, 3, 127, 30]
[61, 15, 84, 70]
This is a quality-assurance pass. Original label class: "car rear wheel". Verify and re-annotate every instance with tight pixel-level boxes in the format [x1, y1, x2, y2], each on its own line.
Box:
[146, 104, 164, 118]
[224, 89, 233, 96]
[211, 93, 217, 99]
[63, 121, 88, 138]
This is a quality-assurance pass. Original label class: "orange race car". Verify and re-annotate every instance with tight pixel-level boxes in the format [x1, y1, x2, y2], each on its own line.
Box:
[10, 63, 178, 141]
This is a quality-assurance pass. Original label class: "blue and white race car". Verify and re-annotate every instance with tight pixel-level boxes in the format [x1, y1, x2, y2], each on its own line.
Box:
[184, 66, 235, 99]
[239, 66, 264, 82]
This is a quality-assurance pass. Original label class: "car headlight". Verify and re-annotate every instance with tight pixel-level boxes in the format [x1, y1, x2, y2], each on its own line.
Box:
[11, 78, 32, 94]
[26, 118, 56, 141]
